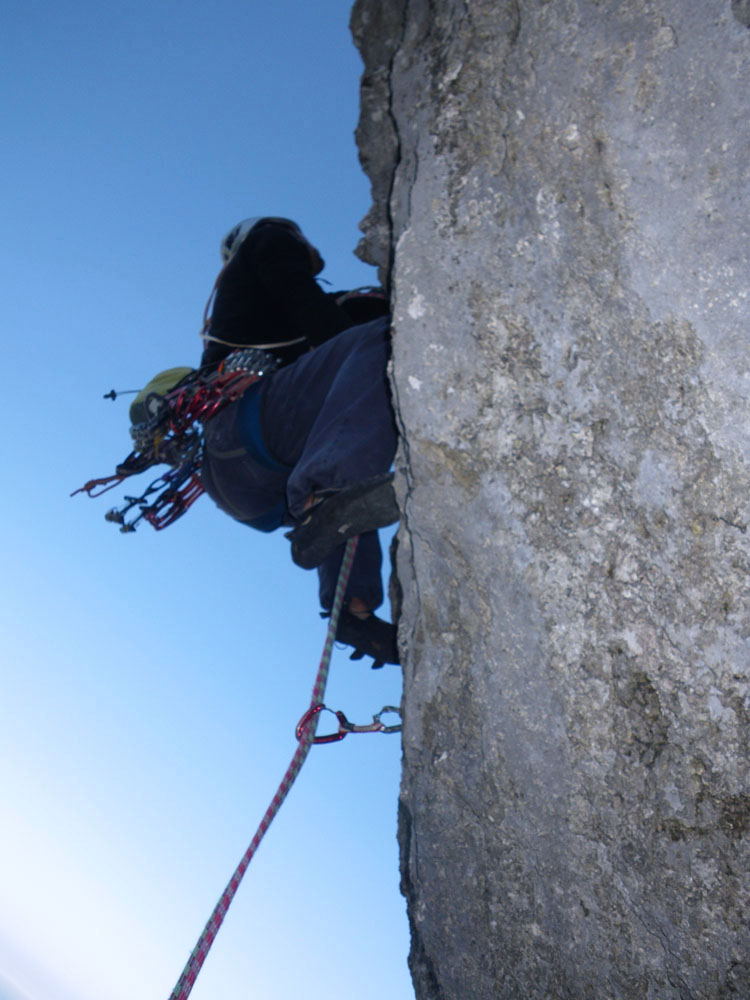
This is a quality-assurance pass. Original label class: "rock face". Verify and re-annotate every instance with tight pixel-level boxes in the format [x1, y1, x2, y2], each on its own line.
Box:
[351, 1, 750, 997]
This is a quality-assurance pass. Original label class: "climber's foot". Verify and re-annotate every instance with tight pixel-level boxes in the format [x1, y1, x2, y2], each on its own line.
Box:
[322, 606, 400, 669]
[287, 473, 398, 569]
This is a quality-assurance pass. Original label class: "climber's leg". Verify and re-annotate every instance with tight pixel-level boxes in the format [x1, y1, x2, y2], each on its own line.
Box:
[260, 317, 397, 519]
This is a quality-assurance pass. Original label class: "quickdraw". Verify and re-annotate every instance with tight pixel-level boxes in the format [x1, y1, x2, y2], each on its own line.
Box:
[72, 350, 278, 532]
[295, 703, 402, 744]
[102, 465, 205, 532]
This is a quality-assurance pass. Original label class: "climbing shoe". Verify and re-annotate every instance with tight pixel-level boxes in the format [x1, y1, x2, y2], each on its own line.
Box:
[323, 608, 400, 669]
[287, 472, 399, 569]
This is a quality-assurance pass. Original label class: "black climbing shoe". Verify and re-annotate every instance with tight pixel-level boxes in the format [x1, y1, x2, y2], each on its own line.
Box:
[322, 608, 400, 669]
[287, 473, 398, 569]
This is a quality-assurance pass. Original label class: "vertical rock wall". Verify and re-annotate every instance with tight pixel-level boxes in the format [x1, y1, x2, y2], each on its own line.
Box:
[352, 1, 750, 997]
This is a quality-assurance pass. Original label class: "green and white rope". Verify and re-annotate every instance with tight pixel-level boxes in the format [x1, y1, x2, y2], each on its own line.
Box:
[168, 536, 359, 1000]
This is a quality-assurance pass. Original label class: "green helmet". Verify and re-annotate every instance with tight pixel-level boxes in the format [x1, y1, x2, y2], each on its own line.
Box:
[128, 367, 195, 426]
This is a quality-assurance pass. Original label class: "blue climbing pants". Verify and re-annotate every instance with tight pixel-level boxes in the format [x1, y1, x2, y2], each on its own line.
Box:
[201, 317, 397, 610]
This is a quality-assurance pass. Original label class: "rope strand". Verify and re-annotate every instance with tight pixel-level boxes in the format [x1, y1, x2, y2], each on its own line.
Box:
[168, 536, 359, 1000]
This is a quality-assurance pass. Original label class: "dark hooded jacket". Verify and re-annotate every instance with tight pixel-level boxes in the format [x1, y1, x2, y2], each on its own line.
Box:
[201, 221, 353, 369]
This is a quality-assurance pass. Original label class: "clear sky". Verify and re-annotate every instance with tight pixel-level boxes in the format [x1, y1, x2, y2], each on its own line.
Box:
[1, 2, 412, 999]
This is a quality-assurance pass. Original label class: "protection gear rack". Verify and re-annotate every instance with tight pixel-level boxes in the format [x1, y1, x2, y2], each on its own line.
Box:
[72, 351, 279, 532]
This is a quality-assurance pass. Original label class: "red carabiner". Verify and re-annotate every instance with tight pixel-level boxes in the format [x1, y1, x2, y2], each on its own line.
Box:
[295, 704, 347, 744]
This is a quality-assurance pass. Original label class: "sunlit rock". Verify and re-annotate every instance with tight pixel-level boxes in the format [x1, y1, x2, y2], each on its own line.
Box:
[352, 1, 750, 997]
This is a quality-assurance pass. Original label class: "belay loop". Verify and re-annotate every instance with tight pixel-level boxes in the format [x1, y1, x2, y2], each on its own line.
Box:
[72, 349, 279, 532]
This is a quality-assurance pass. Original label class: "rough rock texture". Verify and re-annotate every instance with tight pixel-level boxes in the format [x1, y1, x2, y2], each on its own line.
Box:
[351, 1, 750, 997]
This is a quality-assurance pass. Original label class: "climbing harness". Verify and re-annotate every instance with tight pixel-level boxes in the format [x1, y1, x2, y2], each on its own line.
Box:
[72, 349, 279, 532]
[75, 281, 387, 533]
[166, 537, 402, 1000]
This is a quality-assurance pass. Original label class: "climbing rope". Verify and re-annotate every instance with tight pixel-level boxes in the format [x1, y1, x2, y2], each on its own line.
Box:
[168, 536, 359, 1000]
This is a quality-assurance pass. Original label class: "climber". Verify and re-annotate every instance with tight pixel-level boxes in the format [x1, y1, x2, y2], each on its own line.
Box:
[199, 216, 400, 667]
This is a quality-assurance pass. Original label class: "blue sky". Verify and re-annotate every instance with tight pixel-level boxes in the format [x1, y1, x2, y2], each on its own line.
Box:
[1, 2, 412, 998]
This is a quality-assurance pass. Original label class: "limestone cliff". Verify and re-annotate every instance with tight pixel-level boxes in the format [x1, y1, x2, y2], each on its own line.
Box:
[351, 1, 750, 997]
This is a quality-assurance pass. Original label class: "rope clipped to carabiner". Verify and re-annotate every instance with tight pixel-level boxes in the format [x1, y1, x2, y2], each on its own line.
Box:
[296, 704, 402, 744]
[168, 536, 359, 1000]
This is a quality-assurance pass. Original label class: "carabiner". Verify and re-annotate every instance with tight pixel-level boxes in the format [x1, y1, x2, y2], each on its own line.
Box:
[295, 704, 347, 744]
[372, 705, 403, 734]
